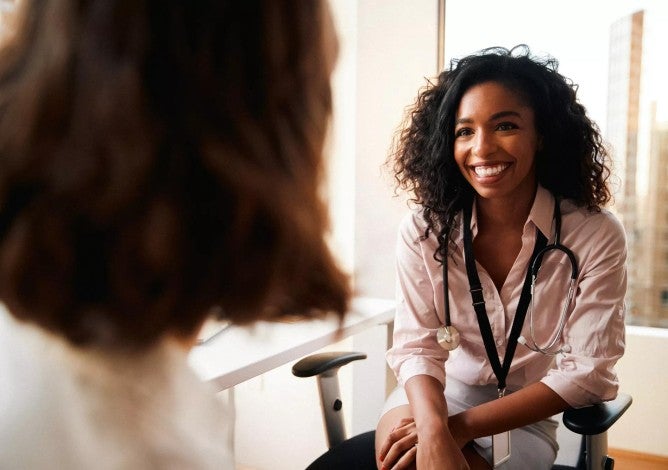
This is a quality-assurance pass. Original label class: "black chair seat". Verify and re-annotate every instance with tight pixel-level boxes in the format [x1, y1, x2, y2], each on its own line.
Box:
[306, 430, 377, 470]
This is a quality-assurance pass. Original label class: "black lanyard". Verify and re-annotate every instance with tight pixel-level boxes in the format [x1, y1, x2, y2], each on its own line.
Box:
[462, 201, 547, 394]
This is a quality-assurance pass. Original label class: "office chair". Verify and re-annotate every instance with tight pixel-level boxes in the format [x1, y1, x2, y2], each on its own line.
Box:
[293, 351, 632, 470]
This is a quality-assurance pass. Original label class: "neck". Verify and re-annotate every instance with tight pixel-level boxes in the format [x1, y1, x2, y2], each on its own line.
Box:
[475, 185, 537, 232]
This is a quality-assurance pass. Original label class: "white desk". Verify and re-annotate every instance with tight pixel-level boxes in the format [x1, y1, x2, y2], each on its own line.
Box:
[188, 297, 395, 392]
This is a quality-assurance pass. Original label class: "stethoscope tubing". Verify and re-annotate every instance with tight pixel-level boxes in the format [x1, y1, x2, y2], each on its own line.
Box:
[522, 199, 579, 355]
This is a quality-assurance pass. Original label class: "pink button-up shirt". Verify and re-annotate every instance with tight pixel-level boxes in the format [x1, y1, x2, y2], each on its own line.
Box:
[387, 186, 627, 407]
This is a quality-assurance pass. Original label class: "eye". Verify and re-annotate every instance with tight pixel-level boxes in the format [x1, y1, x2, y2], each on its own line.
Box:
[455, 127, 473, 138]
[496, 122, 519, 131]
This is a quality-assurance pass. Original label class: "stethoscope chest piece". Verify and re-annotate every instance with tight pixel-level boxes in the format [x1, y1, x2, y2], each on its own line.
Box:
[437, 325, 460, 351]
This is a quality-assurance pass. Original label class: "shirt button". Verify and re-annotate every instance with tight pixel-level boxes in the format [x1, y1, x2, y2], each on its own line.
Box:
[496, 339, 503, 346]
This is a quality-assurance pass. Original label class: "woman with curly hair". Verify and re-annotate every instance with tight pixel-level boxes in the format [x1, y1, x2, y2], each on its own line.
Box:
[376, 46, 626, 469]
[0, 0, 347, 468]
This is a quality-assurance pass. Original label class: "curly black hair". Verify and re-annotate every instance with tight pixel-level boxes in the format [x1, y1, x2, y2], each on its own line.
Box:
[391, 45, 611, 262]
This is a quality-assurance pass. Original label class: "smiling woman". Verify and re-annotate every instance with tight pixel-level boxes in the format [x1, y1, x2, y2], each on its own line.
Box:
[377, 46, 626, 470]
[437, 4, 668, 461]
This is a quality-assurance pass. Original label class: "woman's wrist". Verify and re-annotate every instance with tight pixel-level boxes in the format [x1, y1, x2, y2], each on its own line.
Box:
[416, 414, 448, 436]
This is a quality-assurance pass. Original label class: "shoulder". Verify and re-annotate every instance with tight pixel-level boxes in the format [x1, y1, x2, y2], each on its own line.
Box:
[397, 209, 428, 247]
[0, 311, 233, 469]
[398, 209, 427, 234]
[0, 309, 69, 466]
[561, 202, 627, 263]
[397, 208, 442, 252]
[141, 344, 234, 467]
[562, 202, 625, 241]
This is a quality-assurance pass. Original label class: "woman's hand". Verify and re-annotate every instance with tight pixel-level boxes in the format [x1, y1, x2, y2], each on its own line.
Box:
[378, 417, 470, 470]
[378, 417, 418, 469]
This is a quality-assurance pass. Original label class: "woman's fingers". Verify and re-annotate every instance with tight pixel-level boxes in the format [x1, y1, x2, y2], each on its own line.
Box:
[381, 429, 419, 469]
[389, 443, 418, 470]
[396, 417, 414, 427]
[378, 418, 416, 461]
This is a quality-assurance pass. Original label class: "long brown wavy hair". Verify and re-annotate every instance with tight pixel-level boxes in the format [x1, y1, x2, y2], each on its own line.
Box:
[391, 45, 611, 262]
[0, 0, 349, 349]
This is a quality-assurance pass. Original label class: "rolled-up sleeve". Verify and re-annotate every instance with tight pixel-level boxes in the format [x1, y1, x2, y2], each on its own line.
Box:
[541, 213, 627, 407]
[386, 213, 448, 387]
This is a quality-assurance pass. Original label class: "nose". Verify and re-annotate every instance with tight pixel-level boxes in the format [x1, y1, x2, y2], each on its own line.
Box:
[472, 130, 497, 158]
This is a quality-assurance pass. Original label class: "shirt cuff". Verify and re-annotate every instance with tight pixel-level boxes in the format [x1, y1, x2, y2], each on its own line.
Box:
[541, 371, 615, 408]
[396, 357, 445, 388]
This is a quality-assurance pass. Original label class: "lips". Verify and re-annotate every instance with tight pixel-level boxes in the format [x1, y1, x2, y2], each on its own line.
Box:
[471, 162, 511, 178]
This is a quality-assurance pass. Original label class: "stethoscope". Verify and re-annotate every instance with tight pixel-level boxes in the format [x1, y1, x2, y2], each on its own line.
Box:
[437, 198, 579, 357]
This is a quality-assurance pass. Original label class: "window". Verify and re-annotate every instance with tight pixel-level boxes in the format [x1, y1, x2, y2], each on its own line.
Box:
[445, 0, 668, 328]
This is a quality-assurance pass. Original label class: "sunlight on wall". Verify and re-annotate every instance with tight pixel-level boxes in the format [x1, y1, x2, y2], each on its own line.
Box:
[326, 0, 358, 275]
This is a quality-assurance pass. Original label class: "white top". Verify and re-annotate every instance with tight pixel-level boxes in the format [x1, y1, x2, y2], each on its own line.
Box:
[387, 186, 627, 407]
[0, 306, 233, 469]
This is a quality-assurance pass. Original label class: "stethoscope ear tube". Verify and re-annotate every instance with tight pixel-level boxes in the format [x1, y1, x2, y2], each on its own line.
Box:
[525, 199, 579, 355]
[530, 199, 579, 280]
[531, 244, 579, 280]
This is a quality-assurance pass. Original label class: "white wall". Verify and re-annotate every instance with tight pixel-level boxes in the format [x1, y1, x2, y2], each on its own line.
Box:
[326, 0, 357, 274]
[609, 326, 668, 456]
[353, 0, 437, 299]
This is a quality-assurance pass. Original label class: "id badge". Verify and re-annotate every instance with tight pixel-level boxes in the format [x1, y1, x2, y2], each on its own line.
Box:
[492, 431, 511, 468]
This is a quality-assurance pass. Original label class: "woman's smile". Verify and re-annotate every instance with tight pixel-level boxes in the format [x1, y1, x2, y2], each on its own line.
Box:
[470, 162, 512, 178]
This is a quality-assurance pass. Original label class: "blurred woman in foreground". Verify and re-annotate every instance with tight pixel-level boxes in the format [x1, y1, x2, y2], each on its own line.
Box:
[0, 1, 348, 468]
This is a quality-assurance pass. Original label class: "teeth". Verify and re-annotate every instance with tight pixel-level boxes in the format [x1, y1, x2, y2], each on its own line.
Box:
[473, 163, 509, 177]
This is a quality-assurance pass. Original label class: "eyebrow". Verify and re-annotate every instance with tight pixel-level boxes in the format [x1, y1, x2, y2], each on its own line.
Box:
[455, 110, 523, 125]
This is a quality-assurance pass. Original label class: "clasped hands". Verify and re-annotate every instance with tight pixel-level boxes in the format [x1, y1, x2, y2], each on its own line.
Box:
[378, 415, 471, 470]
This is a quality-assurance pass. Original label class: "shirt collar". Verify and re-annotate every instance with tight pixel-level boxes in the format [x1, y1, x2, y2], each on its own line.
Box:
[529, 185, 555, 239]
[455, 185, 555, 243]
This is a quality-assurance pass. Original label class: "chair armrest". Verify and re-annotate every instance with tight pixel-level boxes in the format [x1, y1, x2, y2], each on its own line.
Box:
[562, 393, 632, 435]
[292, 351, 368, 448]
[292, 351, 367, 378]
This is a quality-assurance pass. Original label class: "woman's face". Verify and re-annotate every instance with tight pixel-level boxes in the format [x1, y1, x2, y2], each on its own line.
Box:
[453, 81, 540, 205]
